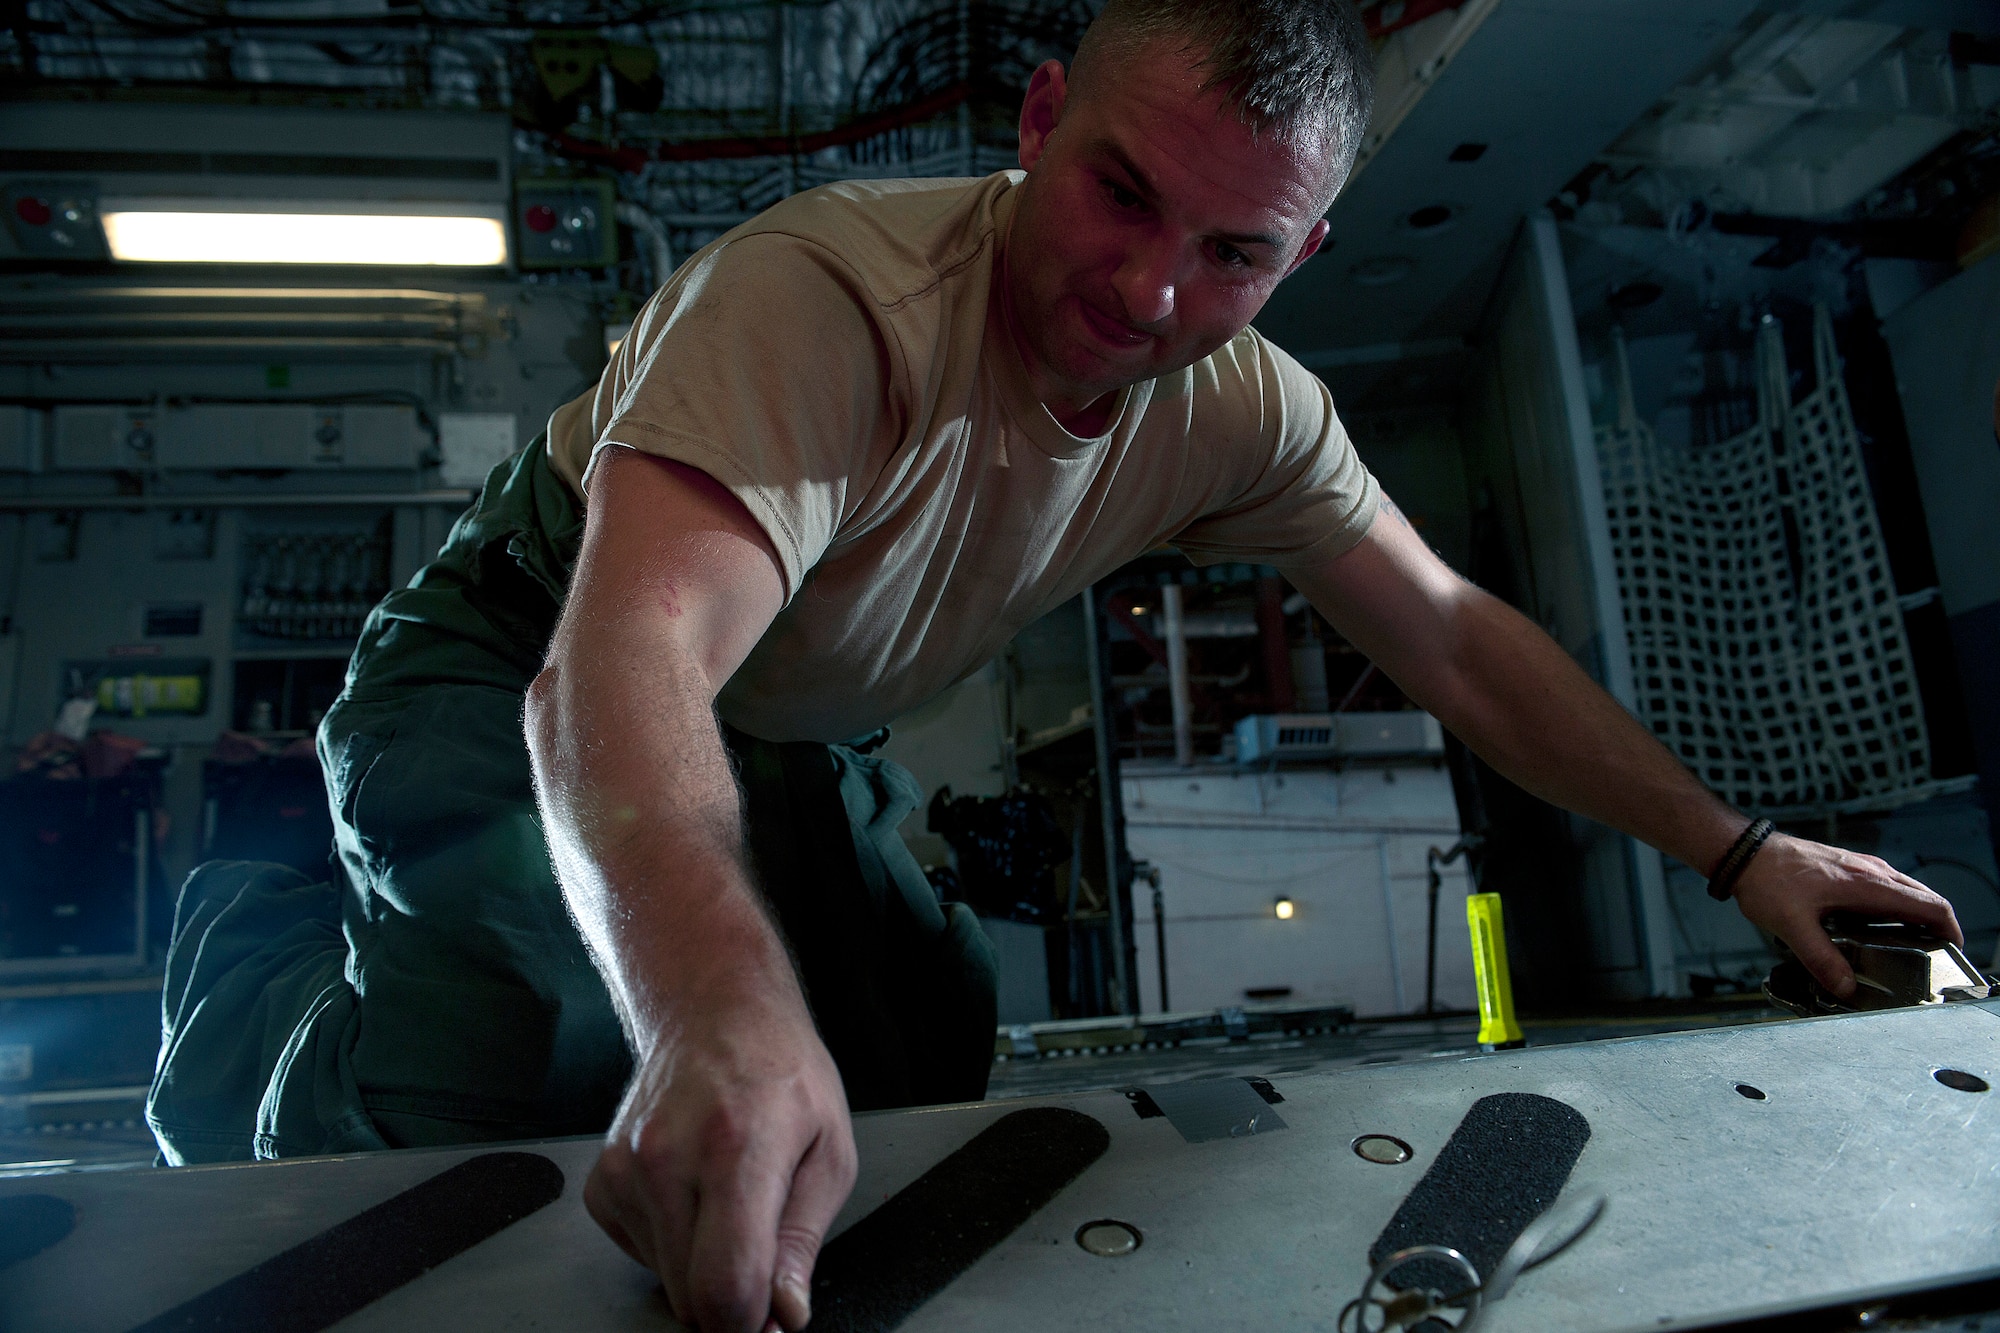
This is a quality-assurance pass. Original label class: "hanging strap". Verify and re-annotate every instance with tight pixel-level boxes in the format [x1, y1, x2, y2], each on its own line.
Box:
[1609, 324, 1641, 435]
[1812, 301, 1841, 395]
[1755, 313, 1796, 453]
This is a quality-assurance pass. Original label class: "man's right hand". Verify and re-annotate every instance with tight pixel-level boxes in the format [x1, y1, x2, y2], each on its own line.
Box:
[584, 973, 856, 1332]
[525, 446, 822, 1330]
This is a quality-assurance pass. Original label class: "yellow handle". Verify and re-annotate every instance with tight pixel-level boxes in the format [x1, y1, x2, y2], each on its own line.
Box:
[1467, 892, 1525, 1048]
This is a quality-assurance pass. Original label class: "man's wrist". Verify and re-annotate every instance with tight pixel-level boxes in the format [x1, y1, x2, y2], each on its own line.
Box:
[1670, 807, 1756, 887]
[1706, 818, 1777, 902]
[656, 908, 797, 1000]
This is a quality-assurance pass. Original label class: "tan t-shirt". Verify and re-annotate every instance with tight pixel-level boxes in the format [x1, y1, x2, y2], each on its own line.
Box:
[547, 171, 1379, 743]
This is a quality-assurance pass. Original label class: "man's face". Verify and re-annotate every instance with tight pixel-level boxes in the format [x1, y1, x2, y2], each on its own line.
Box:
[1004, 46, 1335, 426]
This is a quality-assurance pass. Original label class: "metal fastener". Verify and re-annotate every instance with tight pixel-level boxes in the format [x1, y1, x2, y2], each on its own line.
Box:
[1353, 1134, 1414, 1165]
[1075, 1220, 1142, 1257]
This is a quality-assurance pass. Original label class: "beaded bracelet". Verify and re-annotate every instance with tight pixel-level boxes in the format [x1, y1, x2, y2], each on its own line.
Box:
[1706, 817, 1776, 902]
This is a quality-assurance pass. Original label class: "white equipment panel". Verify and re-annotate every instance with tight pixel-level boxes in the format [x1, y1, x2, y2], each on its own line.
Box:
[1124, 765, 1475, 1016]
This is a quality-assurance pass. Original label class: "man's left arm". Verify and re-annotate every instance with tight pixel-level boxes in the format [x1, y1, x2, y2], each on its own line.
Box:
[1287, 498, 1962, 998]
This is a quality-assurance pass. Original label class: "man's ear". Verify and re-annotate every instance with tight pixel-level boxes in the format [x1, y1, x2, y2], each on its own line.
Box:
[1281, 219, 1332, 279]
[1017, 59, 1069, 172]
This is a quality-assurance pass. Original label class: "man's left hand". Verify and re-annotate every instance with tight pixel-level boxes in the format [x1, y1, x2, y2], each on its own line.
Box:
[1731, 833, 1964, 998]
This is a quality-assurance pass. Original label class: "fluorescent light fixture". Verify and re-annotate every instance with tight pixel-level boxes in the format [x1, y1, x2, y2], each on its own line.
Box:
[99, 199, 508, 266]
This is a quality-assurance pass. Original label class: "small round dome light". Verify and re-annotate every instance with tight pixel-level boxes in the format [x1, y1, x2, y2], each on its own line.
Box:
[1403, 203, 1459, 232]
[1274, 897, 1296, 921]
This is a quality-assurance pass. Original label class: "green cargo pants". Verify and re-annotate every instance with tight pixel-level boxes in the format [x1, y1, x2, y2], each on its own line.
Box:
[148, 439, 998, 1165]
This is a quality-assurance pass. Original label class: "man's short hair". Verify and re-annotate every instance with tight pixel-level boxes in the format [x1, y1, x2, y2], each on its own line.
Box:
[1071, 0, 1375, 204]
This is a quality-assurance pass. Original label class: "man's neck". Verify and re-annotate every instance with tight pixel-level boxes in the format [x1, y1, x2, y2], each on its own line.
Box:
[1050, 389, 1120, 438]
[995, 210, 1121, 439]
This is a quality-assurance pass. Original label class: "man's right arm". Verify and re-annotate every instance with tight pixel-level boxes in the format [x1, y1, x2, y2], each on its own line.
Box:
[524, 445, 854, 1333]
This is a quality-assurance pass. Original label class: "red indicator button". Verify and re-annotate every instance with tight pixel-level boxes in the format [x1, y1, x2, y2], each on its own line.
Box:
[15, 196, 52, 227]
[524, 204, 558, 234]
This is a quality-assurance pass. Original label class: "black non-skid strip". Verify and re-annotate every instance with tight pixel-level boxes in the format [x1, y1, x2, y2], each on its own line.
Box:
[0, 1193, 75, 1272]
[1368, 1092, 1591, 1293]
[806, 1106, 1110, 1333]
[126, 1150, 564, 1333]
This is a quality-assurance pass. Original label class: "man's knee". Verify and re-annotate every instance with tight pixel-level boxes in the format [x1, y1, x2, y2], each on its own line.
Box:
[149, 855, 629, 1164]
[149, 861, 372, 1164]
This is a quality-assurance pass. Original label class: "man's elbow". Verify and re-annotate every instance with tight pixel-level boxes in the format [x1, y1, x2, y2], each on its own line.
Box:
[523, 660, 567, 768]
[1416, 587, 1526, 736]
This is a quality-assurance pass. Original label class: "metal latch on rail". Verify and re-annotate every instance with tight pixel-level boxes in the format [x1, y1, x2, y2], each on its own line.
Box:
[1764, 915, 1995, 1018]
